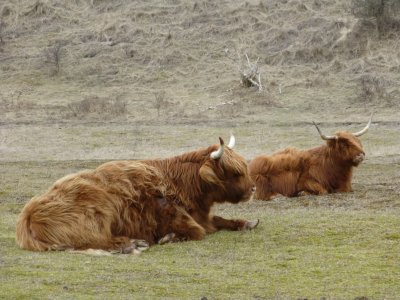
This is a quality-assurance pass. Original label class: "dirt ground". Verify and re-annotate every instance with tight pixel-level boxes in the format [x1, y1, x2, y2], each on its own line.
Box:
[0, 0, 398, 196]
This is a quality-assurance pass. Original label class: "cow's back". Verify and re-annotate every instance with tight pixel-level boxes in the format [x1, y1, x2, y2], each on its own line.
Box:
[16, 161, 165, 251]
[249, 147, 308, 200]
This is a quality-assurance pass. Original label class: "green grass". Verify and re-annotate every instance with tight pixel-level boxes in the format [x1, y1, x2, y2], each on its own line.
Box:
[1, 161, 399, 299]
[1, 209, 399, 299]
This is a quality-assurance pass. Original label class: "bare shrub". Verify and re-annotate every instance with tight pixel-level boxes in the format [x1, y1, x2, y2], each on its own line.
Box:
[0, 20, 5, 47]
[1, 5, 12, 18]
[225, 49, 263, 90]
[44, 41, 65, 76]
[357, 74, 388, 103]
[66, 96, 127, 119]
[0, 90, 36, 112]
[351, 0, 400, 37]
[24, 1, 56, 18]
[239, 54, 263, 91]
[358, 75, 400, 106]
[153, 91, 171, 117]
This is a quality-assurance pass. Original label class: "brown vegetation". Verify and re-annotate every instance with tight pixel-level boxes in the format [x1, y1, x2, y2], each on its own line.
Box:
[0, 0, 398, 128]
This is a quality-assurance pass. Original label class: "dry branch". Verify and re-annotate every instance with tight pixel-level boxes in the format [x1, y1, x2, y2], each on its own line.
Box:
[240, 53, 263, 91]
[225, 50, 264, 91]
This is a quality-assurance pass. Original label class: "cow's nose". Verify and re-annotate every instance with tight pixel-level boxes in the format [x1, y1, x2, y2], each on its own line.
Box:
[251, 186, 256, 193]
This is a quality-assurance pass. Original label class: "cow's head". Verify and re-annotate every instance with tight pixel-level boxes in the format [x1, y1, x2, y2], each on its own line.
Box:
[313, 114, 372, 166]
[199, 135, 255, 203]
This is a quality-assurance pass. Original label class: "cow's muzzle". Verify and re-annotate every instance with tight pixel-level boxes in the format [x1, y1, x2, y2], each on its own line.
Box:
[353, 153, 365, 165]
[240, 186, 256, 202]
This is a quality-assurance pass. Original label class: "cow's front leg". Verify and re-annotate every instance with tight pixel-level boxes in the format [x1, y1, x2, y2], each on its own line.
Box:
[212, 216, 259, 231]
[158, 225, 206, 245]
[157, 220, 206, 245]
[157, 205, 206, 244]
[336, 181, 353, 193]
[301, 180, 328, 195]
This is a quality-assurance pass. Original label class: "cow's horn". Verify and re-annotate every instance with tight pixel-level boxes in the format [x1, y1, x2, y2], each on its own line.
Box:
[353, 113, 373, 137]
[210, 137, 224, 159]
[312, 121, 337, 141]
[227, 133, 235, 149]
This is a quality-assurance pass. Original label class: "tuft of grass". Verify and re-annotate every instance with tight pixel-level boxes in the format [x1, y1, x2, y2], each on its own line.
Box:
[66, 96, 128, 119]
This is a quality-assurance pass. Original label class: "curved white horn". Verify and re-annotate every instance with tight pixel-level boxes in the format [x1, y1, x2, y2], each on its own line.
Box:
[227, 133, 235, 149]
[353, 113, 373, 137]
[210, 137, 224, 159]
[312, 121, 336, 141]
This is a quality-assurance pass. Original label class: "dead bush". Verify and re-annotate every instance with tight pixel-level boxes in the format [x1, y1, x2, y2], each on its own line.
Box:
[357, 74, 389, 103]
[153, 91, 173, 117]
[0, 20, 5, 47]
[44, 41, 66, 76]
[0, 90, 36, 112]
[66, 96, 127, 119]
[24, 1, 54, 17]
[239, 54, 263, 91]
[225, 49, 263, 90]
[351, 0, 400, 38]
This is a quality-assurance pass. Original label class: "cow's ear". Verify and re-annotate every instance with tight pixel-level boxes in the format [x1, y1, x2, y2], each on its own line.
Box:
[199, 164, 221, 186]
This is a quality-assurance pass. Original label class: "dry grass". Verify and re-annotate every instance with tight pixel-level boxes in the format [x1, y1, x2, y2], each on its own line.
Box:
[66, 96, 127, 119]
[0, 0, 399, 123]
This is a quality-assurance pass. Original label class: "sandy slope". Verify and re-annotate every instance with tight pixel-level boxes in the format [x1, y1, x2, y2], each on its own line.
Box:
[0, 0, 399, 161]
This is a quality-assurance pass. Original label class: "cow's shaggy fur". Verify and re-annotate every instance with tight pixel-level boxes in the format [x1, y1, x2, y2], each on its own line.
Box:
[16, 139, 256, 253]
[249, 131, 367, 201]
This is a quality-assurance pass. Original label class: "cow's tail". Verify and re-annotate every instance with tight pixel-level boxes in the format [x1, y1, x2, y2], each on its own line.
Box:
[15, 200, 58, 252]
[16, 213, 131, 256]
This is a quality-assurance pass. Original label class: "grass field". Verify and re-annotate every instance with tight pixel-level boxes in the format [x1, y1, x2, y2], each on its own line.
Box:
[1, 160, 399, 299]
[1, 0, 400, 299]
[2, 210, 399, 299]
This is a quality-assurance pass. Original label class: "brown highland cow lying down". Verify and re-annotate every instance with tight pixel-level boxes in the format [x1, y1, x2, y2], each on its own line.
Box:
[16, 135, 258, 254]
[249, 115, 372, 201]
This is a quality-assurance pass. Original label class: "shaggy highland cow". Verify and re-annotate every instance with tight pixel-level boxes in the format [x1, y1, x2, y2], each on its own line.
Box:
[16, 135, 258, 254]
[249, 115, 372, 200]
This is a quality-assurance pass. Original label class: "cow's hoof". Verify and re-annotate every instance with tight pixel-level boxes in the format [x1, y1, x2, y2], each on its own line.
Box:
[122, 239, 149, 254]
[134, 239, 150, 252]
[158, 233, 176, 245]
[243, 219, 259, 230]
[298, 191, 310, 197]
